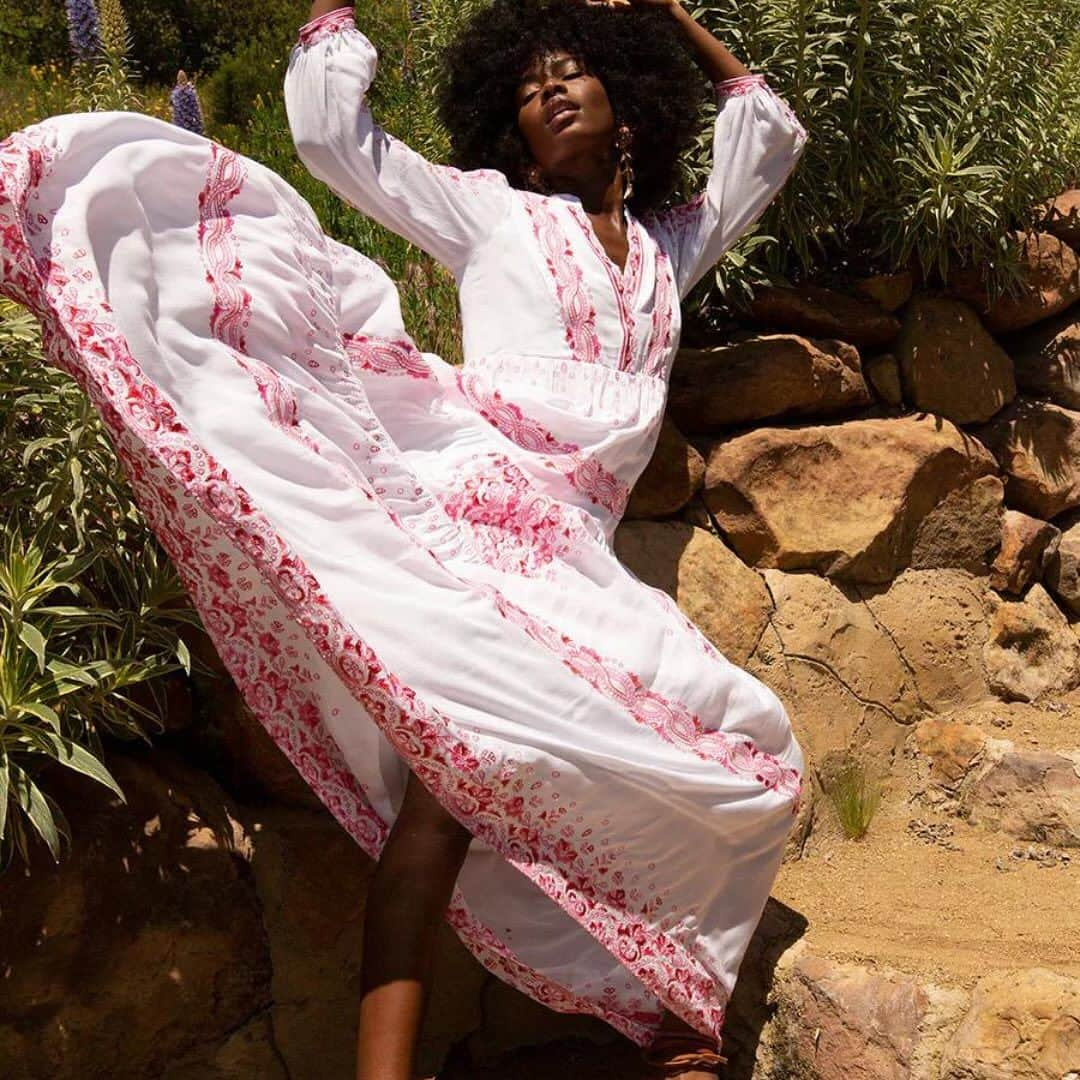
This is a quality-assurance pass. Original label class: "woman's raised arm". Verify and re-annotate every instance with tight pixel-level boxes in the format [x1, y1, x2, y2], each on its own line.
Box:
[283, 5, 512, 278]
[628, 0, 808, 300]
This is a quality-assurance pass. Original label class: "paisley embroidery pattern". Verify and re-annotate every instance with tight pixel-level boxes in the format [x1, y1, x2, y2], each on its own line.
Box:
[342, 331, 434, 379]
[455, 369, 630, 519]
[521, 191, 603, 366]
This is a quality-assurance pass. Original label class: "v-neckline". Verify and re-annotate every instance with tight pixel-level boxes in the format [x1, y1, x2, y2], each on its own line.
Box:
[565, 200, 641, 289]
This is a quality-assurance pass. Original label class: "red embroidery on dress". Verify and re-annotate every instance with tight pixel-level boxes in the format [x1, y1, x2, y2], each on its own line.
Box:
[567, 202, 644, 373]
[198, 144, 315, 442]
[0, 124, 734, 1044]
[713, 73, 767, 98]
[486, 590, 803, 808]
[342, 331, 433, 379]
[455, 369, 630, 519]
[644, 247, 676, 378]
[521, 192, 602, 366]
[441, 451, 581, 576]
[297, 6, 355, 46]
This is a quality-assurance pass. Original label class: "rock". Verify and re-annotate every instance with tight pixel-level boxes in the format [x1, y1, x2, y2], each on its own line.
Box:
[668, 335, 872, 433]
[973, 398, 1080, 519]
[678, 492, 714, 530]
[624, 416, 704, 519]
[893, 296, 1016, 424]
[863, 352, 904, 406]
[983, 584, 1080, 702]
[852, 271, 914, 313]
[738, 283, 902, 349]
[759, 568, 922, 767]
[913, 718, 988, 789]
[1045, 514, 1080, 613]
[0, 749, 271, 1080]
[942, 968, 1080, 1079]
[767, 947, 960, 1080]
[965, 742, 1080, 847]
[989, 509, 1060, 595]
[910, 475, 1005, 575]
[945, 231, 1080, 334]
[702, 415, 1001, 583]
[197, 675, 324, 811]
[1004, 307, 1080, 409]
[1036, 188, 1080, 249]
[859, 570, 996, 712]
[612, 520, 772, 666]
[163, 1015, 289, 1080]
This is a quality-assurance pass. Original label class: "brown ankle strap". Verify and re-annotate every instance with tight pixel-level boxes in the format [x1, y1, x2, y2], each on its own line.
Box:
[641, 1029, 728, 1073]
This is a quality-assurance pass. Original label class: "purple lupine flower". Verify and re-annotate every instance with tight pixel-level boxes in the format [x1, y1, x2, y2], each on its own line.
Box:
[170, 71, 205, 136]
[65, 0, 102, 61]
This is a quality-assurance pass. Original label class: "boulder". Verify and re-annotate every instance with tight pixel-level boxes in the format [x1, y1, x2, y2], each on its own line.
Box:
[965, 743, 1080, 847]
[613, 520, 772, 666]
[863, 352, 904, 407]
[624, 416, 704, 519]
[765, 946, 966, 1080]
[893, 296, 1016, 424]
[988, 509, 1060, 595]
[702, 415, 1001, 582]
[668, 335, 872, 432]
[1004, 306, 1080, 409]
[913, 718, 988, 790]
[0, 750, 271, 1080]
[738, 283, 901, 349]
[1036, 188, 1080, 249]
[759, 568, 922, 765]
[852, 271, 914, 313]
[910, 474, 1005, 575]
[1045, 512, 1080, 614]
[973, 398, 1080, 519]
[942, 969, 1080, 1079]
[858, 569, 996, 712]
[945, 231, 1080, 334]
[983, 583, 1080, 702]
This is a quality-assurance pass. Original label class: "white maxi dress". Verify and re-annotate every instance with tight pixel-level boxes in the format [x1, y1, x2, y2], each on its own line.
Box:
[0, 5, 809, 1048]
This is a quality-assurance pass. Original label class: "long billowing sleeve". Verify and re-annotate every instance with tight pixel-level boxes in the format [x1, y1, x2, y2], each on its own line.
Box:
[645, 74, 808, 301]
[283, 6, 512, 278]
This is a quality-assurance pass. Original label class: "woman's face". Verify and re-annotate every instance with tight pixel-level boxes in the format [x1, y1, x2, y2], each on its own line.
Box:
[515, 50, 617, 178]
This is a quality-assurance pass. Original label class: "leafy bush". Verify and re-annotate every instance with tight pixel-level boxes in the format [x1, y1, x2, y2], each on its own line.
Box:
[684, 0, 1080, 306]
[0, 302, 203, 871]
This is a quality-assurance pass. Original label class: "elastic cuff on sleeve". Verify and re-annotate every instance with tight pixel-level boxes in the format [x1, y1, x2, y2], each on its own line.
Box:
[297, 6, 356, 47]
[713, 73, 768, 98]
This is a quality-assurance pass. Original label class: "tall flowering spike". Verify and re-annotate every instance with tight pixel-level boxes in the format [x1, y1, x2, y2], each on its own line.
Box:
[65, 0, 102, 61]
[170, 70, 205, 135]
[96, 0, 130, 58]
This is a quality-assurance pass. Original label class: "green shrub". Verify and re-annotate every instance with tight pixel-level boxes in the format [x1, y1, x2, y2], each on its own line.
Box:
[0, 302, 203, 871]
[683, 0, 1080, 308]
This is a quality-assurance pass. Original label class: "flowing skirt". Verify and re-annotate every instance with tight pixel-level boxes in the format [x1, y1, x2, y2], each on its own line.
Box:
[0, 111, 804, 1047]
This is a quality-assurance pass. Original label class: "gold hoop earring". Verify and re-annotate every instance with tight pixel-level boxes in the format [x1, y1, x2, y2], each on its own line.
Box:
[615, 123, 635, 201]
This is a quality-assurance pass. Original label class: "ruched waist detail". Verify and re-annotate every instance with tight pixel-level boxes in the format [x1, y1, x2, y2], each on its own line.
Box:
[464, 352, 666, 425]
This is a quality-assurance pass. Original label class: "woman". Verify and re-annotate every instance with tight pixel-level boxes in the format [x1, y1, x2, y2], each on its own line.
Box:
[0, 0, 807, 1075]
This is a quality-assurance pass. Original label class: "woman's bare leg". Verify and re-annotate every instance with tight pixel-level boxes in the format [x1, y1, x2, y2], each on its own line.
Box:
[357, 768, 474, 1080]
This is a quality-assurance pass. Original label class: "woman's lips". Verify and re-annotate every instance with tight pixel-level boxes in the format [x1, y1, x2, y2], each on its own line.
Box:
[547, 105, 579, 132]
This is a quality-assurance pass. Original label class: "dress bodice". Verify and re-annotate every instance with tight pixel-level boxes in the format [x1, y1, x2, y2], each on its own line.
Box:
[283, 5, 808, 540]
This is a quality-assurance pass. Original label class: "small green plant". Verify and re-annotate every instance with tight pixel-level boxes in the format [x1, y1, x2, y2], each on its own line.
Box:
[825, 756, 882, 840]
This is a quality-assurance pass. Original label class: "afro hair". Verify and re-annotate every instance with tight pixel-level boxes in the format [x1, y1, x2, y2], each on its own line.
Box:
[437, 0, 709, 215]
